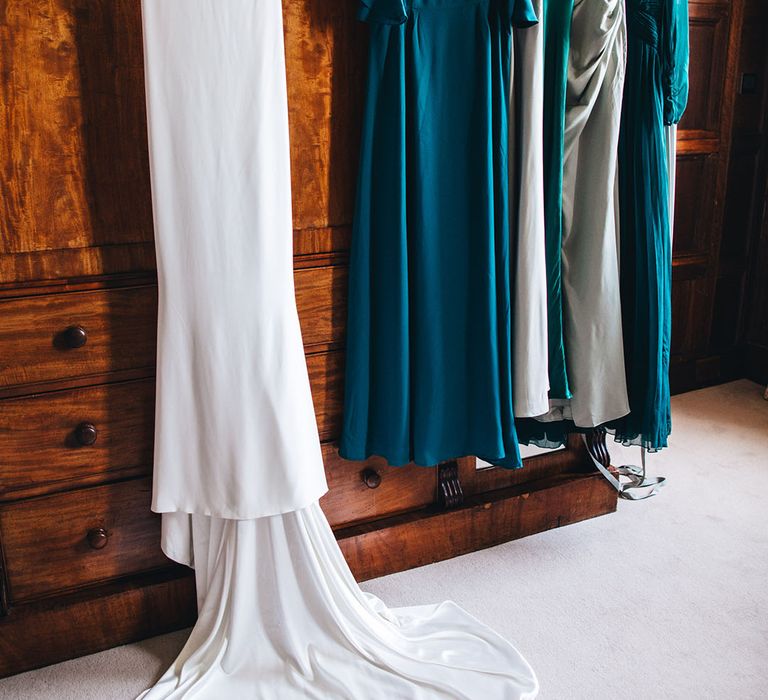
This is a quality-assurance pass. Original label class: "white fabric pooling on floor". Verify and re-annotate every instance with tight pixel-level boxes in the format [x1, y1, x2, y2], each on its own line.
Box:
[139, 506, 538, 699]
[139, 0, 539, 697]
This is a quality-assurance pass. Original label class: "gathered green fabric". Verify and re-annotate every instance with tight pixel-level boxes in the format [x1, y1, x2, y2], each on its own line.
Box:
[609, 0, 689, 450]
[341, 0, 536, 468]
[541, 0, 574, 402]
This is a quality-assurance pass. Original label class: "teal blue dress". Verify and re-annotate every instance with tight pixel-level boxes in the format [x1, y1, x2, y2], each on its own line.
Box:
[611, 0, 689, 450]
[340, 0, 537, 468]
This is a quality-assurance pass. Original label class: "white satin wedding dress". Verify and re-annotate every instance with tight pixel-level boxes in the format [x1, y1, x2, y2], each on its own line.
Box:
[139, 1, 539, 697]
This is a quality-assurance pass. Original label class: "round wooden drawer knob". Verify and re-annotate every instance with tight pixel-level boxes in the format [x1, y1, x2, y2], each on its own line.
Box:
[61, 325, 88, 349]
[87, 527, 109, 550]
[75, 422, 98, 446]
[361, 468, 382, 489]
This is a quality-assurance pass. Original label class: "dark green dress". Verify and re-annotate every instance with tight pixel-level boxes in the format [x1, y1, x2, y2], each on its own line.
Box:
[611, 0, 689, 449]
[340, 0, 537, 468]
[541, 0, 574, 402]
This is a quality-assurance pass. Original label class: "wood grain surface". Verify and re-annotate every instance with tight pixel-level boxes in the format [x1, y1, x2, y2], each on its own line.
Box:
[0, 285, 158, 388]
[0, 379, 154, 500]
[0, 477, 170, 603]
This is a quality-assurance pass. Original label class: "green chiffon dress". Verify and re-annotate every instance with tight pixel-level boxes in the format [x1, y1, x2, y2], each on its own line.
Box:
[340, 0, 537, 468]
[610, 0, 688, 450]
[541, 0, 574, 402]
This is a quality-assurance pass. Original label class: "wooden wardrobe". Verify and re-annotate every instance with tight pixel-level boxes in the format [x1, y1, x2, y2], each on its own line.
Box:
[0, 0, 758, 678]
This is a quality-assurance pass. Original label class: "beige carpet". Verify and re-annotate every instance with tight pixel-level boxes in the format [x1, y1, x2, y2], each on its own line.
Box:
[1, 380, 766, 700]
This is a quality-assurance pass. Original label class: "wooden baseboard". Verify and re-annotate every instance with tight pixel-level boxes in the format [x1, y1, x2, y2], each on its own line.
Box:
[744, 342, 768, 385]
[337, 472, 616, 581]
[670, 347, 756, 394]
[0, 568, 196, 678]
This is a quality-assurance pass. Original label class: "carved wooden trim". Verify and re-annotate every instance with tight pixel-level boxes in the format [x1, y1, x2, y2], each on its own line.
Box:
[437, 461, 464, 510]
[585, 427, 612, 473]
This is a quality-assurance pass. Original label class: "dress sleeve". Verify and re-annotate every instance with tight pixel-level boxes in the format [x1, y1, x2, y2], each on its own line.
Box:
[661, 0, 689, 125]
[509, 0, 538, 28]
[358, 0, 408, 25]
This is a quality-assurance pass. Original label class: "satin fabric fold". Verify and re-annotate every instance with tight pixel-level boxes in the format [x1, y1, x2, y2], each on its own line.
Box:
[141, 0, 327, 519]
[548, 0, 629, 427]
[141, 505, 539, 700]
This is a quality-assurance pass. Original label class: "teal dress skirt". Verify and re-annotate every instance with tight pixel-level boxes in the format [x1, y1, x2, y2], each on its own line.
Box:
[340, 0, 537, 468]
[610, 0, 688, 450]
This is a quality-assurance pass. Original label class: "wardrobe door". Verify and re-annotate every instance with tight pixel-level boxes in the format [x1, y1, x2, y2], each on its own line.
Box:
[0, 0, 156, 284]
[671, 0, 762, 391]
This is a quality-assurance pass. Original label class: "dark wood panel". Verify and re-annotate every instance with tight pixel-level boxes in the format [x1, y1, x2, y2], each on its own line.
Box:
[720, 143, 761, 261]
[0, 478, 170, 604]
[307, 350, 343, 441]
[712, 0, 768, 382]
[0, 379, 154, 500]
[710, 273, 745, 352]
[320, 444, 437, 528]
[673, 152, 719, 258]
[0, 1, 153, 256]
[0, 285, 158, 388]
[295, 264, 347, 349]
[679, 3, 730, 133]
[732, 2, 768, 135]
[671, 277, 708, 357]
[0, 568, 196, 678]
[744, 170, 768, 353]
[670, 0, 746, 389]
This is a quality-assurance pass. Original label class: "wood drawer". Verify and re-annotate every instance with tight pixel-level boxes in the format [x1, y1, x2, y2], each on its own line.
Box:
[320, 444, 437, 528]
[0, 267, 344, 390]
[0, 478, 169, 604]
[0, 379, 154, 500]
[0, 286, 157, 389]
[295, 264, 347, 349]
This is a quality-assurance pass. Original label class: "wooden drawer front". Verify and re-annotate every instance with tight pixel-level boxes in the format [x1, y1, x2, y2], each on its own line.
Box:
[308, 350, 343, 441]
[295, 265, 347, 349]
[0, 380, 154, 500]
[320, 445, 437, 528]
[0, 286, 157, 389]
[0, 479, 168, 603]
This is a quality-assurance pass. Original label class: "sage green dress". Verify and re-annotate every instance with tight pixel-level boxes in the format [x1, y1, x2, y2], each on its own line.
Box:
[340, 0, 537, 468]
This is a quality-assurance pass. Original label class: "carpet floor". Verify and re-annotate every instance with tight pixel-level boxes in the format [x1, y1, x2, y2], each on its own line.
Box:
[1, 380, 766, 700]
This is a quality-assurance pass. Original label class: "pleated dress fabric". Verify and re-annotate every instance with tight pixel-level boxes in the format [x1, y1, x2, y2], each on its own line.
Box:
[340, 0, 537, 469]
[139, 1, 539, 697]
[610, 0, 688, 450]
[509, 0, 551, 418]
[144, 505, 539, 700]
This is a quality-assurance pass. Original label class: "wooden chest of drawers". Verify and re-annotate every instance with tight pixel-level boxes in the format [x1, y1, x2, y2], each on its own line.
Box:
[0, 478, 165, 604]
[0, 0, 615, 678]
